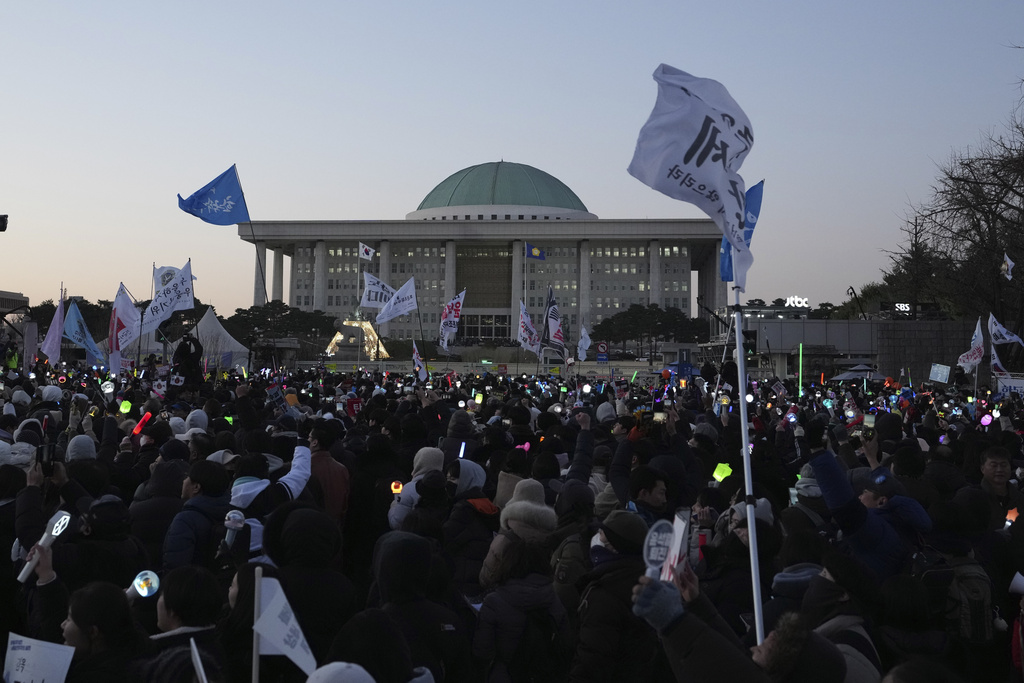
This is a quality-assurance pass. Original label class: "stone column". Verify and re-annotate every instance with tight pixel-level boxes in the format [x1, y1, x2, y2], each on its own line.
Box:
[445, 240, 457, 303]
[648, 240, 661, 307]
[271, 248, 284, 302]
[313, 241, 327, 311]
[578, 240, 591, 324]
[290, 247, 300, 308]
[378, 240, 391, 336]
[511, 239, 523, 322]
[253, 241, 267, 307]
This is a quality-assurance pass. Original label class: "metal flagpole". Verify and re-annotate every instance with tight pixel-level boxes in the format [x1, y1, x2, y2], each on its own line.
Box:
[731, 284, 764, 644]
[711, 314, 735, 398]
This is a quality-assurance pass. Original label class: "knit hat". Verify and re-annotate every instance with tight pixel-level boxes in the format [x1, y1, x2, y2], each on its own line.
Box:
[730, 497, 775, 526]
[595, 401, 617, 424]
[493, 470, 523, 509]
[168, 416, 187, 436]
[305, 662, 375, 683]
[159, 439, 190, 462]
[411, 447, 444, 479]
[41, 385, 62, 403]
[599, 510, 649, 555]
[507, 478, 545, 506]
[66, 434, 97, 461]
[694, 422, 719, 442]
[447, 409, 477, 440]
[0, 442, 34, 472]
[500, 480, 556, 541]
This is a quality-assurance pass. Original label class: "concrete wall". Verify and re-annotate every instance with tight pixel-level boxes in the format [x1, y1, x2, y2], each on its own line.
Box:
[876, 320, 980, 384]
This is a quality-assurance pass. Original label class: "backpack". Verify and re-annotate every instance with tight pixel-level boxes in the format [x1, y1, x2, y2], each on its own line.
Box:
[909, 548, 993, 644]
[505, 607, 573, 683]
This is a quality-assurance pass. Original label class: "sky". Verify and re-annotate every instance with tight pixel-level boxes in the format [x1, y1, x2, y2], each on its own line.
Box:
[2, 1, 1023, 317]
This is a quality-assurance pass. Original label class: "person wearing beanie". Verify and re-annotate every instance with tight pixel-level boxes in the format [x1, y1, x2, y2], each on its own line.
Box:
[438, 409, 480, 465]
[480, 478, 556, 589]
[631, 564, 846, 683]
[389, 447, 444, 531]
[571, 509, 668, 682]
[779, 463, 832, 537]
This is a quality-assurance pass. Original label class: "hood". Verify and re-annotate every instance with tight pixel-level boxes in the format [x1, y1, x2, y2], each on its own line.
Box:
[373, 531, 432, 603]
[795, 477, 822, 498]
[146, 460, 188, 498]
[270, 507, 342, 568]
[185, 409, 209, 431]
[455, 459, 486, 498]
[66, 434, 97, 461]
[231, 478, 271, 508]
[411, 447, 444, 479]
[500, 501, 556, 542]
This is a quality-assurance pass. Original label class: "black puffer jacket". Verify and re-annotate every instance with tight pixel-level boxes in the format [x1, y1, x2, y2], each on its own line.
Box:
[129, 461, 186, 570]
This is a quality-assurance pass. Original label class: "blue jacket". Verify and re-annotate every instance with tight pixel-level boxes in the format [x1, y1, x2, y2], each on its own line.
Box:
[162, 492, 230, 570]
[810, 451, 931, 579]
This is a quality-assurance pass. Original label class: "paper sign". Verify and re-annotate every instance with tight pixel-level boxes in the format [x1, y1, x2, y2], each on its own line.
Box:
[266, 383, 287, 410]
[4, 632, 75, 683]
[254, 577, 317, 675]
[929, 363, 951, 384]
[284, 394, 300, 407]
[642, 519, 675, 579]
[772, 381, 786, 397]
[660, 508, 691, 582]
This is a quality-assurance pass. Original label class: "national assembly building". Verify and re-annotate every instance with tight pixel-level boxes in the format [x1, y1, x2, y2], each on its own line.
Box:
[239, 161, 727, 344]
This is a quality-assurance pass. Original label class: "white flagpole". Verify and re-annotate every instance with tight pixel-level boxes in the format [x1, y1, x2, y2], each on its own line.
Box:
[251, 565, 262, 683]
[731, 284, 764, 644]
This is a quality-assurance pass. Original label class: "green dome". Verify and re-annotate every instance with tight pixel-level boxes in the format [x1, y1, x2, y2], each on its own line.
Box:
[416, 161, 589, 212]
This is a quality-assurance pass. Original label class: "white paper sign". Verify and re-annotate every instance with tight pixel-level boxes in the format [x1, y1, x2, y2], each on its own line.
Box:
[253, 577, 316, 675]
[4, 632, 75, 683]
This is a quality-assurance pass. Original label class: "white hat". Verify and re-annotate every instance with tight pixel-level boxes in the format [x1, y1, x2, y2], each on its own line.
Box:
[305, 662, 375, 683]
[176, 427, 207, 441]
[207, 449, 241, 465]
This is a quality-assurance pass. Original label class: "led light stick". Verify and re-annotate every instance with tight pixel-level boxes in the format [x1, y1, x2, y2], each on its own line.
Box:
[18, 510, 72, 583]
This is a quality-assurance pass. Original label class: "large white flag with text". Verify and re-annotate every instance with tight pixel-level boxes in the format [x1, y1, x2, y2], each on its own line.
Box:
[957, 318, 984, 373]
[109, 283, 141, 372]
[518, 300, 541, 358]
[360, 272, 395, 309]
[376, 277, 417, 324]
[140, 261, 195, 335]
[439, 290, 466, 352]
[988, 313, 1024, 346]
[628, 64, 755, 291]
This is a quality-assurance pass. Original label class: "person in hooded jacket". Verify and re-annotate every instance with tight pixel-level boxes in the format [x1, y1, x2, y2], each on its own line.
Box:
[439, 409, 481, 465]
[371, 530, 472, 682]
[474, 532, 572, 683]
[324, 608, 435, 683]
[389, 446, 445, 531]
[262, 502, 356, 666]
[571, 509, 670, 683]
[479, 478, 556, 590]
[442, 458, 499, 598]
[129, 460, 186, 571]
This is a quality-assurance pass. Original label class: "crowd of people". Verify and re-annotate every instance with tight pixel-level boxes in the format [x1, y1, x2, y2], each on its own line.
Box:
[1, 352, 1022, 682]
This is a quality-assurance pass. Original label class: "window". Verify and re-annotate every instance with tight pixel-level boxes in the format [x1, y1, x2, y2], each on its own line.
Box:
[327, 295, 333, 306]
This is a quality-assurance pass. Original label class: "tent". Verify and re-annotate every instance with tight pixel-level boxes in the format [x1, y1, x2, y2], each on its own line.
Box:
[830, 364, 881, 381]
[189, 307, 249, 371]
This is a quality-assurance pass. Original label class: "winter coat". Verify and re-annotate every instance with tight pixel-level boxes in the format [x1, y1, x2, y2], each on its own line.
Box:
[129, 461, 186, 570]
[571, 554, 666, 683]
[309, 449, 350, 527]
[442, 460, 498, 597]
[474, 573, 571, 683]
[162, 491, 230, 570]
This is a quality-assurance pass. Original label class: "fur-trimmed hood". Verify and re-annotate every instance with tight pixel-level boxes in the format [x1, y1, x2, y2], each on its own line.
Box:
[500, 499, 556, 542]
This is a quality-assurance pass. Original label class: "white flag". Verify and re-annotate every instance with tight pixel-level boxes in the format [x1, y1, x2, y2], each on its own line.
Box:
[358, 242, 375, 260]
[628, 64, 754, 291]
[154, 265, 197, 290]
[992, 342, 1011, 379]
[109, 283, 141, 372]
[412, 341, 428, 382]
[957, 317, 985, 373]
[517, 300, 541, 358]
[40, 295, 64, 363]
[577, 325, 592, 362]
[375, 277, 417, 324]
[439, 290, 466, 352]
[989, 313, 1024, 346]
[1003, 253, 1015, 281]
[359, 272, 395, 309]
[254, 577, 317, 675]
[140, 261, 194, 335]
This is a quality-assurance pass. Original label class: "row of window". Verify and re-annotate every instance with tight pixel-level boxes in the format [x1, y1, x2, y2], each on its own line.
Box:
[427, 214, 570, 221]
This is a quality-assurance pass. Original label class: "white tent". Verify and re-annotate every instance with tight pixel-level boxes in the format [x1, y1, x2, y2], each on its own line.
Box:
[189, 307, 249, 371]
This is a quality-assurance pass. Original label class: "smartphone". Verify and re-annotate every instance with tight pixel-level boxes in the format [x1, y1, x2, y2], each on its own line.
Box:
[789, 487, 799, 506]
[653, 411, 667, 423]
[863, 414, 876, 428]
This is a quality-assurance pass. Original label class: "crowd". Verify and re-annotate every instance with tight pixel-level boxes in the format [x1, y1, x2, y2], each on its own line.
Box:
[1, 351, 1022, 682]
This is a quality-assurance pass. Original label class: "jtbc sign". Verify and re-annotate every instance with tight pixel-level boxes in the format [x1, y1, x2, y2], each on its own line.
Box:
[785, 296, 809, 308]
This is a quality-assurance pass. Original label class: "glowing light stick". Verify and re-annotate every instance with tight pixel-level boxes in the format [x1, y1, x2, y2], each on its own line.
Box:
[128, 570, 160, 598]
[224, 510, 246, 547]
[18, 510, 72, 583]
[133, 411, 152, 436]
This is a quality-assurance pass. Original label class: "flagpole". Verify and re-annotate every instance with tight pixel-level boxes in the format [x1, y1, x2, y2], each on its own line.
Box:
[252, 565, 262, 683]
[731, 283, 764, 645]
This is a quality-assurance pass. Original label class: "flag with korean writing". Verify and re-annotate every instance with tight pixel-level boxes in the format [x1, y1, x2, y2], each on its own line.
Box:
[253, 577, 316, 675]
[720, 180, 763, 284]
[957, 317, 984, 373]
[360, 272, 395, 309]
[628, 64, 755, 291]
[375, 277, 417, 324]
[178, 165, 250, 225]
[439, 290, 466, 352]
[518, 300, 541, 358]
[989, 313, 1024, 346]
[992, 342, 1011, 380]
[140, 261, 195, 335]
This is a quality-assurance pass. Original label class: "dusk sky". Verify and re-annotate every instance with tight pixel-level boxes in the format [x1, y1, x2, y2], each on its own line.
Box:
[3, 1, 1022, 316]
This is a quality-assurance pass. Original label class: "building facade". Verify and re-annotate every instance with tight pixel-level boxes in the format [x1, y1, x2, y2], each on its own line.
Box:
[240, 161, 728, 342]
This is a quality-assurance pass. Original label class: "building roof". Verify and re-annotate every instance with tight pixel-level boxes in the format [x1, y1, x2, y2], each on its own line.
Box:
[416, 161, 589, 212]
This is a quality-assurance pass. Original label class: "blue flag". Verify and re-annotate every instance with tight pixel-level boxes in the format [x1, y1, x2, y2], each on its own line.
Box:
[720, 180, 764, 283]
[63, 301, 105, 361]
[525, 243, 546, 260]
[178, 165, 251, 225]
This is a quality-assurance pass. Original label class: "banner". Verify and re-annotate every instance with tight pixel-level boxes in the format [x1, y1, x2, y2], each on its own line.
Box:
[540, 286, 565, 359]
[577, 325, 592, 362]
[989, 312, 1024, 346]
[628, 64, 755, 291]
[359, 272, 395, 309]
[720, 180, 763, 283]
[957, 317, 984, 373]
[439, 290, 466, 352]
[40, 295, 64, 363]
[177, 164, 251, 225]
[992, 342, 1011, 379]
[517, 300, 541, 357]
[63, 301, 105, 360]
[375, 277, 417, 324]
[412, 341, 428, 382]
[358, 242, 375, 260]
[141, 261, 195, 335]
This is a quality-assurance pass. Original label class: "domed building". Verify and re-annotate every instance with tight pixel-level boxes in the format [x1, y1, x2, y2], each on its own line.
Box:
[241, 161, 725, 354]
